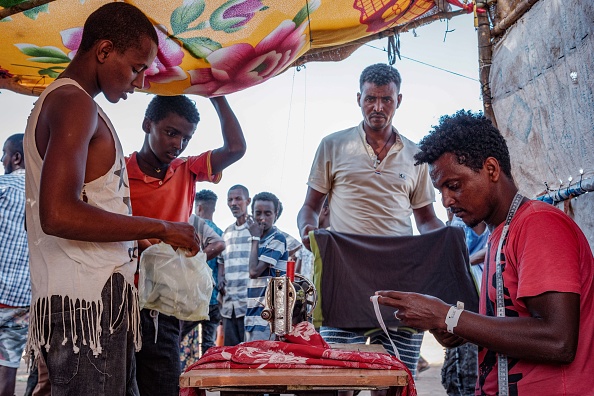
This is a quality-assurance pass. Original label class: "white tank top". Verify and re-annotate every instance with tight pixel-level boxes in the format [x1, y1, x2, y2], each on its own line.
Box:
[24, 78, 139, 357]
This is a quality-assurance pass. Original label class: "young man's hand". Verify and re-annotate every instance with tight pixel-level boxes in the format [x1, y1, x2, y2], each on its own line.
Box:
[161, 221, 201, 256]
[246, 215, 264, 238]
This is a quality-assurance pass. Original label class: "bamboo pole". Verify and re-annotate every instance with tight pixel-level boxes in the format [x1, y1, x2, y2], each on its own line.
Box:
[397, 8, 468, 33]
[0, 76, 43, 96]
[0, 0, 57, 20]
[492, 0, 514, 25]
[491, 0, 540, 37]
[477, 8, 497, 126]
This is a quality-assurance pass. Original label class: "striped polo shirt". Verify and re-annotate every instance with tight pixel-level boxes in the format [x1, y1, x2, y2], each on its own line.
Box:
[218, 222, 251, 318]
[245, 227, 288, 334]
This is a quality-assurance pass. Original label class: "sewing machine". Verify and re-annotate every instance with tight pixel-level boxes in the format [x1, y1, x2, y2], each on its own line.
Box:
[260, 262, 317, 337]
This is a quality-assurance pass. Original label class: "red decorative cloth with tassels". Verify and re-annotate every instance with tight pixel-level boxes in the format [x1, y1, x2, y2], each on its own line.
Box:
[181, 322, 416, 396]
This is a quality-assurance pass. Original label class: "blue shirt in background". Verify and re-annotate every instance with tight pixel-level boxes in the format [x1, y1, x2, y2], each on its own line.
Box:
[205, 219, 223, 306]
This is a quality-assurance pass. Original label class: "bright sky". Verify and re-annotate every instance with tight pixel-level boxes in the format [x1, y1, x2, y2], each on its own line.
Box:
[1, 14, 482, 239]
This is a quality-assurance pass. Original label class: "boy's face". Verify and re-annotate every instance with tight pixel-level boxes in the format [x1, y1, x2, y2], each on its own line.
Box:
[227, 188, 250, 219]
[252, 200, 276, 234]
[100, 36, 157, 103]
[143, 112, 196, 165]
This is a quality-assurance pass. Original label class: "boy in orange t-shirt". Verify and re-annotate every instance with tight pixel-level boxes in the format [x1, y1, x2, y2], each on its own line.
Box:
[127, 94, 246, 396]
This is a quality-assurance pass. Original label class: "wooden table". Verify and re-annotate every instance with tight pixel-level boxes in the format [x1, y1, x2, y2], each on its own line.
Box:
[180, 344, 409, 396]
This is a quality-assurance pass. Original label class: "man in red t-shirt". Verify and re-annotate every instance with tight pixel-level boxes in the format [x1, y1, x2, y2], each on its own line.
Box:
[127, 95, 246, 396]
[376, 110, 594, 395]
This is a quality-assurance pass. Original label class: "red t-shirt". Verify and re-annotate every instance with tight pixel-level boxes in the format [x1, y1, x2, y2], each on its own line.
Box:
[477, 200, 594, 395]
[126, 151, 221, 222]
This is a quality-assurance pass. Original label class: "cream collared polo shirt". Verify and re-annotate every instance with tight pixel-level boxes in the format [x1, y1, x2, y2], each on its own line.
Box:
[307, 122, 435, 236]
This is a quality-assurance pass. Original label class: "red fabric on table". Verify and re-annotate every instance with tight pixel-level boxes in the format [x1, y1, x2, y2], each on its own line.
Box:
[181, 322, 416, 396]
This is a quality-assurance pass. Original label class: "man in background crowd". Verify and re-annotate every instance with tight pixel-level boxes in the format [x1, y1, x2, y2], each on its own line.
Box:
[218, 185, 252, 346]
[0, 134, 29, 396]
[180, 189, 225, 368]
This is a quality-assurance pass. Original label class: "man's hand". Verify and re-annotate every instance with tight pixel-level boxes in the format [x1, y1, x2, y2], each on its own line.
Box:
[246, 215, 264, 238]
[374, 290, 451, 331]
[161, 221, 201, 256]
[217, 278, 227, 296]
[300, 224, 317, 251]
[137, 238, 160, 257]
[430, 329, 467, 348]
[217, 262, 226, 296]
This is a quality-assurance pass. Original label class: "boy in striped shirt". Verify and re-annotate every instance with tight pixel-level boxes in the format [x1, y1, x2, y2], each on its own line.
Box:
[245, 192, 288, 341]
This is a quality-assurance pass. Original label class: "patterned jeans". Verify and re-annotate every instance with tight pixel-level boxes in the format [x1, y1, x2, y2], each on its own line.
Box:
[0, 306, 29, 368]
[41, 274, 138, 396]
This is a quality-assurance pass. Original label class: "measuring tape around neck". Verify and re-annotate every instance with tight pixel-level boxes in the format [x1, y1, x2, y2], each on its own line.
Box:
[494, 192, 524, 396]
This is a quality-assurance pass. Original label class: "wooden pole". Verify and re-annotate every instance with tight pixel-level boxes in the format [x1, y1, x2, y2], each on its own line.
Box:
[0, 76, 43, 96]
[491, 0, 540, 37]
[397, 9, 468, 33]
[477, 8, 497, 126]
[0, 0, 57, 20]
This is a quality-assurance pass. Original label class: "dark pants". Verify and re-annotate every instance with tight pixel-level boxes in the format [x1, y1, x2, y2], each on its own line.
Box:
[441, 343, 478, 396]
[136, 310, 180, 396]
[42, 273, 138, 396]
[222, 308, 244, 346]
[180, 304, 221, 355]
[24, 360, 38, 396]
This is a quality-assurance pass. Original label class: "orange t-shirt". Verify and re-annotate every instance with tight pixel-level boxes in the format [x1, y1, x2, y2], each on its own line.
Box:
[126, 151, 221, 222]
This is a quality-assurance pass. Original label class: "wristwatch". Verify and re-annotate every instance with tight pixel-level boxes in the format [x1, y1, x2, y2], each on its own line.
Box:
[445, 301, 464, 334]
[248, 236, 260, 242]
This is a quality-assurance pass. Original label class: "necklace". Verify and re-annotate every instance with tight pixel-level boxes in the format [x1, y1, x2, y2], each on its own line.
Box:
[136, 152, 166, 174]
[369, 132, 394, 169]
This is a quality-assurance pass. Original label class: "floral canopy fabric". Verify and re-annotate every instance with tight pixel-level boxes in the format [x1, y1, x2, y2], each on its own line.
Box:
[0, 0, 473, 97]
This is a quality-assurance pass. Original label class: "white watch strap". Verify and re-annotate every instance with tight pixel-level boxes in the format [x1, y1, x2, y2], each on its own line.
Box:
[445, 301, 464, 334]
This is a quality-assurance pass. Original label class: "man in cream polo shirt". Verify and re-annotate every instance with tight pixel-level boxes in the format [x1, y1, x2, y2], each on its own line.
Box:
[297, 63, 444, 377]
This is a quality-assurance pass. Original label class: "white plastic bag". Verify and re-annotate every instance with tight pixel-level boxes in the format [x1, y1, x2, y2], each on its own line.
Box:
[138, 242, 213, 321]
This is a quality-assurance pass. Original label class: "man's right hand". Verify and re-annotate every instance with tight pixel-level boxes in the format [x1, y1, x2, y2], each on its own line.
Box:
[161, 221, 201, 256]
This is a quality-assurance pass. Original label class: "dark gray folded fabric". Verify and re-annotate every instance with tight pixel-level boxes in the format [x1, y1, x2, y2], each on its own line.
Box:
[310, 227, 479, 329]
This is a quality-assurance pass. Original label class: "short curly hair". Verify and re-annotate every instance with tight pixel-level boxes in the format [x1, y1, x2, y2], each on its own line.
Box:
[229, 184, 249, 198]
[414, 110, 513, 179]
[5, 134, 24, 157]
[195, 189, 217, 203]
[251, 192, 280, 215]
[78, 3, 158, 54]
[359, 64, 402, 91]
[145, 95, 200, 124]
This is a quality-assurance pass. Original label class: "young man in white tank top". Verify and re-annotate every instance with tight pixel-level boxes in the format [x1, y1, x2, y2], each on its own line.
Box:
[23, 3, 201, 395]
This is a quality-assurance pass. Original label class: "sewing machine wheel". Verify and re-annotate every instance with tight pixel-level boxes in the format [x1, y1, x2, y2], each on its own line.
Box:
[292, 273, 317, 325]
